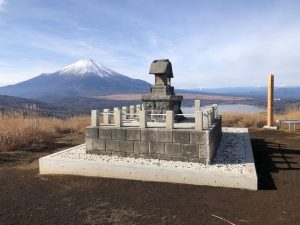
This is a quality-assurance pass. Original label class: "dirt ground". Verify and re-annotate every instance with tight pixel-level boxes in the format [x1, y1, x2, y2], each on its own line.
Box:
[0, 129, 299, 225]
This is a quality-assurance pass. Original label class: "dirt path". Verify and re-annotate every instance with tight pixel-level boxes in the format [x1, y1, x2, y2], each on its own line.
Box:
[0, 129, 299, 225]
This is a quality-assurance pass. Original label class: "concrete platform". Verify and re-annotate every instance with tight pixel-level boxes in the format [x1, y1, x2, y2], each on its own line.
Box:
[39, 128, 257, 190]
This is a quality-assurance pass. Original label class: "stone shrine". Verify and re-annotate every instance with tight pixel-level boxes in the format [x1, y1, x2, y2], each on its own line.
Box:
[141, 59, 183, 118]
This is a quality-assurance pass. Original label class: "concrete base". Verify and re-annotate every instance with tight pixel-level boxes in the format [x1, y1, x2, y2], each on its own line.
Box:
[263, 126, 278, 130]
[39, 128, 257, 190]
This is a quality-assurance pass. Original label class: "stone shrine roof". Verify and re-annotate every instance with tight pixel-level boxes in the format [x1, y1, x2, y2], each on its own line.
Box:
[149, 59, 173, 78]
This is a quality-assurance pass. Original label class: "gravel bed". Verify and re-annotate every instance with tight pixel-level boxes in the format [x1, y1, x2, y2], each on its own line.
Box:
[52, 128, 248, 175]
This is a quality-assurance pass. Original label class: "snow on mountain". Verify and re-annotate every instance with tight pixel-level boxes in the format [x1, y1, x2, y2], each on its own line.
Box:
[57, 59, 117, 77]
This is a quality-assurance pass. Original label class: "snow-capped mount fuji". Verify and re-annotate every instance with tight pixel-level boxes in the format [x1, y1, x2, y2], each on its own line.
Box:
[0, 59, 151, 100]
[57, 59, 118, 77]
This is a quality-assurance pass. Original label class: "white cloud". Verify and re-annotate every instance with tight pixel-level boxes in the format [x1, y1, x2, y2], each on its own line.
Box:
[0, 0, 6, 11]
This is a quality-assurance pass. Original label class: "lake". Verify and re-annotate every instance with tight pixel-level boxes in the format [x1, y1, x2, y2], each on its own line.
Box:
[182, 104, 266, 114]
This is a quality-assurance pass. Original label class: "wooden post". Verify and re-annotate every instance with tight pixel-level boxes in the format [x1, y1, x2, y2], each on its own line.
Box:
[267, 74, 274, 127]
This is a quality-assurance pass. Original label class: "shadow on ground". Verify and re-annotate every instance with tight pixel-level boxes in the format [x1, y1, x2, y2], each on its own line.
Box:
[251, 135, 300, 190]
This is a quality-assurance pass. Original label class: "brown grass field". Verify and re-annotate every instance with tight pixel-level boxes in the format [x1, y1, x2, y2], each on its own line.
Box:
[0, 108, 299, 152]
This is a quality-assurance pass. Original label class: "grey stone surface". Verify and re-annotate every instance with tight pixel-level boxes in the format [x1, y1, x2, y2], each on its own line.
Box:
[126, 129, 141, 141]
[157, 130, 172, 142]
[85, 127, 99, 139]
[199, 145, 208, 158]
[190, 131, 207, 144]
[112, 129, 127, 140]
[149, 59, 173, 78]
[92, 139, 105, 151]
[134, 141, 149, 154]
[114, 109, 122, 127]
[173, 130, 190, 144]
[165, 143, 181, 156]
[182, 144, 198, 157]
[149, 142, 165, 154]
[91, 110, 99, 126]
[119, 140, 134, 152]
[106, 140, 119, 152]
[141, 129, 157, 142]
[99, 128, 112, 139]
[166, 110, 174, 129]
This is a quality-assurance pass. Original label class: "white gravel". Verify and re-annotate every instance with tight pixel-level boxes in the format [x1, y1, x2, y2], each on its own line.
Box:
[52, 128, 249, 175]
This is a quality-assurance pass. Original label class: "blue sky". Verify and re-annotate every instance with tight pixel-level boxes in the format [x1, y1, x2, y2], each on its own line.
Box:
[0, 0, 300, 88]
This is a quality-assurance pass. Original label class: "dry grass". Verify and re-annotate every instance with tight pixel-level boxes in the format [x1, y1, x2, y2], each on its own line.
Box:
[0, 113, 90, 152]
[222, 107, 300, 128]
[222, 111, 267, 128]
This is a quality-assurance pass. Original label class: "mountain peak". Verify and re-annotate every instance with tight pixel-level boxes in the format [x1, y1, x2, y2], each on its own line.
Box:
[58, 58, 116, 77]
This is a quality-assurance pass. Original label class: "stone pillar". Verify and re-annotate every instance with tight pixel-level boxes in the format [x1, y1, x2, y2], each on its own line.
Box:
[213, 104, 218, 117]
[139, 110, 147, 128]
[195, 111, 203, 130]
[203, 109, 209, 129]
[267, 74, 274, 127]
[122, 106, 128, 120]
[195, 100, 201, 112]
[136, 104, 141, 115]
[208, 108, 212, 126]
[129, 105, 136, 118]
[91, 110, 99, 126]
[166, 111, 174, 129]
[103, 109, 109, 124]
[114, 108, 122, 127]
[210, 106, 215, 123]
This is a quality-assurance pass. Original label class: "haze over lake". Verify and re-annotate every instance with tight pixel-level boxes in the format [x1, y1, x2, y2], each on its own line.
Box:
[182, 104, 266, 114]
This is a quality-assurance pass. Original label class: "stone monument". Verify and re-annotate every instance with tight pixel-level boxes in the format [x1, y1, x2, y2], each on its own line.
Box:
[141, 59, 183, 120]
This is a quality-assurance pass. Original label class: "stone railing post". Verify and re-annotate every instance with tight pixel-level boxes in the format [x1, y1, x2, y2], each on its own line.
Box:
[129, 105, 136, 118]
[203, 109, 209, 129]
[103, 109, 109, 124]
[139, 110, 147, 128]
[210, 106, 215, 123]
[195, 111, 203, 130]
[195, 100, 201, 112]
[213, 104, 218, 118]
[114, 108, 122, 127]
[122, 106, 128, 120]
[91, 110, 99, 126]
[208, 108, 212, 126]
[136, 104, 141, 115]
[166, 110, 174, 129]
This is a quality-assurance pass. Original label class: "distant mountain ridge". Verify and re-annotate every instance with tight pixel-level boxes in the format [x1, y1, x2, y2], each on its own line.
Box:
[188, 86, 300, 100]
[0, 59, 151, 100]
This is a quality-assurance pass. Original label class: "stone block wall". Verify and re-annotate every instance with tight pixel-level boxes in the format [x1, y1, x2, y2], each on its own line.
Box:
[86, 117, 222, 164]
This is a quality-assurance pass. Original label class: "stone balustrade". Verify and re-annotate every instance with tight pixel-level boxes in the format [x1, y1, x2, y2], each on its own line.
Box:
[90, 100, 220, 130]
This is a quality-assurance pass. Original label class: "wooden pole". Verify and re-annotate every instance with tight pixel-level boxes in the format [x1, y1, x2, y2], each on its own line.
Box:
[267, 74, 274, 127]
